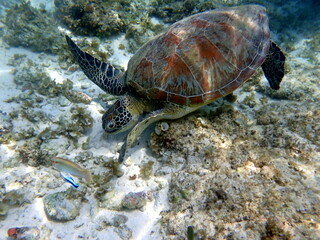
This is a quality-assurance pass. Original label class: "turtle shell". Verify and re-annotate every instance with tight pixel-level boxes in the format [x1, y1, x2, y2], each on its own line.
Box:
[126, 5, 270, 105]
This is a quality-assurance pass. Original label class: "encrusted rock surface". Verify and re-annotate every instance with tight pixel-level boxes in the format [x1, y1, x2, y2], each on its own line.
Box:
[43, 188, 86, 222]
[0, 110, 13, 144]
[150, 103, 319, 238]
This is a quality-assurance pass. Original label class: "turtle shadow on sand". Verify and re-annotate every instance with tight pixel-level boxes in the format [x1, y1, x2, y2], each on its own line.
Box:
[65, 5, 285, 163]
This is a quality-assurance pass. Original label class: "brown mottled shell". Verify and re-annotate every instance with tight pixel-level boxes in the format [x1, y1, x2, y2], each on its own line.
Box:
[126, 5, 270, 105]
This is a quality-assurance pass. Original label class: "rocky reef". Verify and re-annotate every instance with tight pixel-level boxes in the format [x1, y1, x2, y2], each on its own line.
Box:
[54, 0, 137, 37]
[2, 1, 62, 53]
[150, 101, 319, 238]
[53, 0, 165, 53]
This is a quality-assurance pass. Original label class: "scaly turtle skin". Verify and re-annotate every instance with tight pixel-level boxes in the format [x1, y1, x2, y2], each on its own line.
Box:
[66, 5, 285, 162]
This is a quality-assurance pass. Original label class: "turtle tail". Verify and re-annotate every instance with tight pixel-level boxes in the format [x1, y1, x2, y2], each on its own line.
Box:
[261, 41, 285, 90]
[65, 35, 128, 95]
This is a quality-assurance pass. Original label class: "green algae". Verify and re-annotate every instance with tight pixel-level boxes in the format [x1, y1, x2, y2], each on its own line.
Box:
[54, 0, 167, 53]
[242, 92, 257, 108]
[70, 106, 94, 129]
[55, 0, 126, 37]
[0, 202, 9, 220]
[150, 0, 204, 23]
[0, 112, 13, 144]
[139, 160, 154, 179]
[63, 90, 92, 104]
[0, 132, 15, 145]
[54, 0, 147, 38]
[3, 52, 98, 165]
[17, 139, 50, 167]
[12, 56, 60, 98]
[125, 19, 165, 53]
[81, 137, 90, 150]
[262, 217, 293, 240]
[7, 54, 96, 146]
[3, 1, 62, 53]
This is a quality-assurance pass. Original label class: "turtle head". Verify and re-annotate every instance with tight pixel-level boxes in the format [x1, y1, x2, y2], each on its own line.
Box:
[102, 95, 143, 134]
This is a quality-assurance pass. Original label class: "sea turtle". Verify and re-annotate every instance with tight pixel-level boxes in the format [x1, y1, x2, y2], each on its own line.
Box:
[66, 4, 285, 162]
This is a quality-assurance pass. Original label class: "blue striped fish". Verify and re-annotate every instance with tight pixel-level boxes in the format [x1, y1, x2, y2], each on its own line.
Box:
[60, 172, 79, 189]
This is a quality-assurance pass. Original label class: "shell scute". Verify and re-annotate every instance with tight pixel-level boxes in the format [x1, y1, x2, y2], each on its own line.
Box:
[127, 5, 270, 105]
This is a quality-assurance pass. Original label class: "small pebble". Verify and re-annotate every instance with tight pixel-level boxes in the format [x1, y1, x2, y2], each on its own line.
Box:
[121, 191, 152, 210]
[112, 214, 128, 227]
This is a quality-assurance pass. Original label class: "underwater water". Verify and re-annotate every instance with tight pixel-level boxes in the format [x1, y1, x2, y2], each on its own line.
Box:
[0, 0, 319, 239]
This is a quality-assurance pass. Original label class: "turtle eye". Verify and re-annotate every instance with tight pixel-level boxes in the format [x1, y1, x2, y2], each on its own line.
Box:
[102, 116, 119, 133]
[106, 120, 116, 129]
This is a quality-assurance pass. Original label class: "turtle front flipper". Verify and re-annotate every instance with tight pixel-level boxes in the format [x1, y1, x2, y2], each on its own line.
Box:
[261, 41, 286, 90]
[66, 35, 128, 95]
[118, 103, 200, 162]
[118, 108, 168, 162]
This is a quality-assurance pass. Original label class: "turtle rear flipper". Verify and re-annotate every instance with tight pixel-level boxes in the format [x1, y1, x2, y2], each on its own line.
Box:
[261, 41, 285, 90]
[66, 36, 128, 95]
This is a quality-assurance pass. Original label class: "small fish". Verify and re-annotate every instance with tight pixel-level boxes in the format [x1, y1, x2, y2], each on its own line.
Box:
[7, 228, 17, 238]
[60, 172, 79, 188]
[51, 157, 92, 182]
[7, 227, 37, 239]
